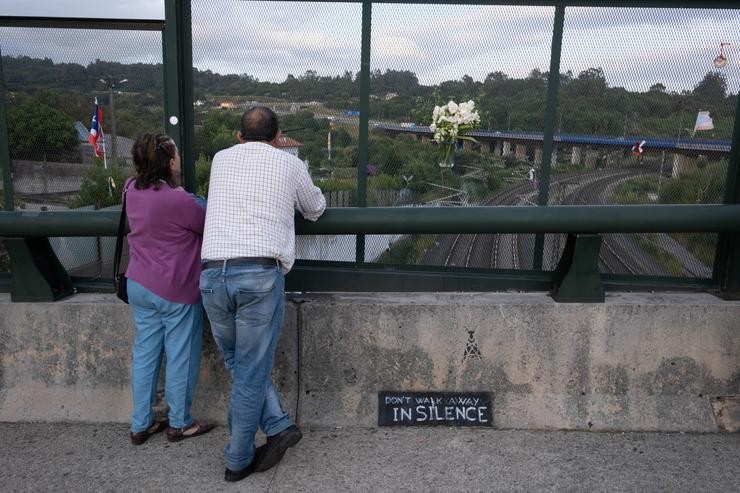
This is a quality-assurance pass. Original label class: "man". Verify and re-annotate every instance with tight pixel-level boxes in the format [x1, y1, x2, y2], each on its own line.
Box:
[200, 106, 326, 482]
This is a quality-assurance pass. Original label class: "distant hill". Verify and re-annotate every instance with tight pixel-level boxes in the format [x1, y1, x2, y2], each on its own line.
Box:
[2, 55, 736, 138]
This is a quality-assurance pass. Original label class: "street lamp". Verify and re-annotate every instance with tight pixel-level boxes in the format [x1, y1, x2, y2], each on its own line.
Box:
[100, 76, 128, 164]
[327, 117, 333, 162]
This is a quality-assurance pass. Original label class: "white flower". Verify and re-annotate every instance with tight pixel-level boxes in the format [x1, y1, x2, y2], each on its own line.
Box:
[430, 99, 481, 145]
[459, 100, 474, 114]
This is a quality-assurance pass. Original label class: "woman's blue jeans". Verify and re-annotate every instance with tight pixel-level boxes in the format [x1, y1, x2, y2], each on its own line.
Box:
[128, 279, 204, 432]
[200, 263, 293, 471]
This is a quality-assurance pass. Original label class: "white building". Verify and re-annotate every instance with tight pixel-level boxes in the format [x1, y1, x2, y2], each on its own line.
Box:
[274, 135, 303, 157]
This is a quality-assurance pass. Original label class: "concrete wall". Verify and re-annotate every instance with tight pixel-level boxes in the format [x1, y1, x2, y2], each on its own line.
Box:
[1, 292, 738, 432]
[11, 160, 89, 195]
[0, 293, 298, 425]
[515, 144, 527, 160]
[502, 141, 512, 156]
[571, 146, 582, 165]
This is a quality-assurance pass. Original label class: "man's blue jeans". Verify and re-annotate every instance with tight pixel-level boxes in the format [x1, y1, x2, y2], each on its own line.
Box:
[200, 262, 293, 471]
[127, 278, 204, 432]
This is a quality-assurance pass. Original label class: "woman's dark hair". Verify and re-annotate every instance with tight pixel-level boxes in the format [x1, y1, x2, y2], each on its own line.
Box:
[131, 133, 177, 190]
[240, 106, 279, 142]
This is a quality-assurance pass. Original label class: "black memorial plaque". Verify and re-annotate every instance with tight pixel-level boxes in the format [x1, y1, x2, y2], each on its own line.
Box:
[378, 391, 493, 427]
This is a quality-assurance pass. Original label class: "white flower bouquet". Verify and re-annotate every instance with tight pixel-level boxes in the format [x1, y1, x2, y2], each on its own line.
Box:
[429, 100, 481, 167]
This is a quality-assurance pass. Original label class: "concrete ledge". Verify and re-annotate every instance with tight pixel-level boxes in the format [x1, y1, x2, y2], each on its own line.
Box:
[298, 292, 740, 432]
[1, 292, 738, 432]
[0, 293, 297, 424]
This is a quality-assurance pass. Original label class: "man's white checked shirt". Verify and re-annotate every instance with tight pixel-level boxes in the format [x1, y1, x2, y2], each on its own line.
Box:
[201, 141, 326, 272]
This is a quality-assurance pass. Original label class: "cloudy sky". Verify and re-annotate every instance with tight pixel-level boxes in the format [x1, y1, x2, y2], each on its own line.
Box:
[0, 0, 738, 92]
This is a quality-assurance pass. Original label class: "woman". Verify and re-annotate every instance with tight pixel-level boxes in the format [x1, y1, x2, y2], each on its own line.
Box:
[125, 133, 213, 445]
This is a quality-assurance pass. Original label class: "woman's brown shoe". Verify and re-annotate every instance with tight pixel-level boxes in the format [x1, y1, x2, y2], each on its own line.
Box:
[130, 419, 169, 446]
[166, 420, 215, 442]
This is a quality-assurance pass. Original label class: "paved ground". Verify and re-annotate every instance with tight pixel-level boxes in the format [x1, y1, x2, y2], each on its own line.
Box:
[0, 423, 738, 492]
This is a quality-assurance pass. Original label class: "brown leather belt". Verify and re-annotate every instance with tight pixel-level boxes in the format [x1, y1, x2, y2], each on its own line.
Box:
[202, 257, 279, 270]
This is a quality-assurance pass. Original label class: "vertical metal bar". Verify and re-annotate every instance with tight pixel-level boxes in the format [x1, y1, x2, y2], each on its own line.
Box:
[532, 3, 565, 271]
[178, 0, 196, 193]
[712, 87, 740, 293]
[355, 0, 372, 263]
[0, 50, 13, 211]
[163, 0, 183, 156]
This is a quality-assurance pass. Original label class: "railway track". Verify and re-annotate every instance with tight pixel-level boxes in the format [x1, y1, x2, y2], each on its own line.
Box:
[423, 166, 707, 276]
[428, 169, 637, 269]
[558, 171, 652, 275]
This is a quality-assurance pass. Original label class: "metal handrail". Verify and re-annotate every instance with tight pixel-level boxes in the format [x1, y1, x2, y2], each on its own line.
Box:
[1, 204, 739, 237]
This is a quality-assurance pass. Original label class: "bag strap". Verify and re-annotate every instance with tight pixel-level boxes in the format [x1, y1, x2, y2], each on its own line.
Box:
[113, 182, 129, 280]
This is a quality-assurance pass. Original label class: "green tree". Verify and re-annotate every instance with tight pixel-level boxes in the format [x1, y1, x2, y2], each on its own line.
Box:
[692, 72, 727, 101]
[194, 110, 240, 157]
[195, 154, 212, 197]
[6, 95, 79, 162]
[569, 67, 608, 98]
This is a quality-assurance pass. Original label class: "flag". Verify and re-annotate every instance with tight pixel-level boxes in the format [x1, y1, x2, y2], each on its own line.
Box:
[631, 140, 645, 157]
[693, 111, 714, 132]
[89, 98, 104, 158]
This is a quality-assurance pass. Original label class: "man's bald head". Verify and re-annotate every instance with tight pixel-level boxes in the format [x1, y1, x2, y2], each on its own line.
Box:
[239, 106, 279, 143]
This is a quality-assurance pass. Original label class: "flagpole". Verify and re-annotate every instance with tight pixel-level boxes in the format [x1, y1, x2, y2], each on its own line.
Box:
[98, 115, 112, 196]
[100, 128, 108, 170]
[101, 130, 113, 197]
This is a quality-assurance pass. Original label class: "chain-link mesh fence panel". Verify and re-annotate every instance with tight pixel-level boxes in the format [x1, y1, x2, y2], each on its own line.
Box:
[0, 191, 8, 273]
[0, 25, 164, 277]
[540, 6, 739, 277]
[369, 4, 554, 267]
[191, 0, 362, 262]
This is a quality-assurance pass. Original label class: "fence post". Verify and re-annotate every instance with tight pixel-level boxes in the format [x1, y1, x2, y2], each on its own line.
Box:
[533, 3, 565, 270]
[355, 1, 372, 263]
[163, 0, 196, 193]
[713, 90, 740, 298]
[3, 238, 74, 301]
[0, 49, 13, 211]
[551, 233, 604, 303]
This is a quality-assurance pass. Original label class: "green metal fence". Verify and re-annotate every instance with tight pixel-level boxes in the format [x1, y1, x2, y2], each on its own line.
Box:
[0, 0, 739, 301]
[0, 16, 165, 280]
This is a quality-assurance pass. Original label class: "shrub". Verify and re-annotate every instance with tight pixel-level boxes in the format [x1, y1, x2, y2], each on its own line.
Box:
[70, 164, 127, 209]
[195, 154, 212, 197]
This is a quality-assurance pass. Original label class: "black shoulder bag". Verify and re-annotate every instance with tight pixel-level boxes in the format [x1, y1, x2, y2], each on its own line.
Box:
[113, 187, 129, 303]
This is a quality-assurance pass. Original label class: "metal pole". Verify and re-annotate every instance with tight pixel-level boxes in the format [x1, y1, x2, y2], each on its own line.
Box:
[108, 81, 117, 164]
[532, 3, 565, 270]
[355, 0, 372, 262]
[163, 0, 183, 154]
[658, 150, 665, 198]
[712, 85, 740, 295]
[179, 0, 196, 192]
[0, 50, 13, 211]
[163, 0, 195, 192]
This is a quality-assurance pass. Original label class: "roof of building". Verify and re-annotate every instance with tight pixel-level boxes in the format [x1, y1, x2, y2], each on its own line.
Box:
[275, 135, 302, 148]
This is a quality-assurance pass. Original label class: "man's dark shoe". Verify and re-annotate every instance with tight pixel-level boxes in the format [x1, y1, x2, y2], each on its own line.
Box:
[166, 420, 215, 442]
[224, 445, 266, 482]
[130, 419, 169, 446]
[253, 425, 302, 472]
[225, 462, 256, 482]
